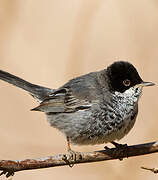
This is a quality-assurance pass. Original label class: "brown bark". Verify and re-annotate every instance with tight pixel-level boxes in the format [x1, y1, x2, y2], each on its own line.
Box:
[0, 141, 158, 178]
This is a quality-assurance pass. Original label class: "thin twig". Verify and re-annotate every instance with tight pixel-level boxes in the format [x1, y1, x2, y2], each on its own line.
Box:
[141, 166, 158, 174]
[0, 141, 158, 178]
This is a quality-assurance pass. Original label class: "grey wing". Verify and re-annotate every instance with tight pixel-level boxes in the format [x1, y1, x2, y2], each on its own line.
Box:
[31, 88, 92, 113]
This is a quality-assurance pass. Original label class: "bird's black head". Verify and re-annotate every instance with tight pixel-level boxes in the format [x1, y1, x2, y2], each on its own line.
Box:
[107, 61, 143, 93]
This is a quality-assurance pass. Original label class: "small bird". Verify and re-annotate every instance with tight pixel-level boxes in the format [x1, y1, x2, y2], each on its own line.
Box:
[0, 61, 154, 158]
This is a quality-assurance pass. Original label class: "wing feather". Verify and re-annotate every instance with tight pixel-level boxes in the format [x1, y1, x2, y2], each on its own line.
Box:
[31, 88, 91, 113]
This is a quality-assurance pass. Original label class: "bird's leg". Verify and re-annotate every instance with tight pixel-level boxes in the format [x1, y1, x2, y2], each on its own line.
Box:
[62, 137, 81, 167]
[67, 137, 72, 151]
[67, 137, 77, 162]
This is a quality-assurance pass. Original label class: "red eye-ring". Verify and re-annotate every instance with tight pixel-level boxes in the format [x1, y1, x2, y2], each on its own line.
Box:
[123, 79, 131, 86]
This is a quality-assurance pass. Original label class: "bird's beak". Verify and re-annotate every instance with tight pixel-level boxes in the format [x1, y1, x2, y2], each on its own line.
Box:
[135, 81, 155, 88]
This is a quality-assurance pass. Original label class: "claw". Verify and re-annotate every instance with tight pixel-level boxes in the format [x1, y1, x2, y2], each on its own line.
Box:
[0, 170, 14, 178]
[104, 146, 110, 150]
[111, 141, 128, 160]
[111, 141, 128, 148]
[104, 142, 128, 161]
[62, 150, 78, 167]
[62, 137, 82, 167]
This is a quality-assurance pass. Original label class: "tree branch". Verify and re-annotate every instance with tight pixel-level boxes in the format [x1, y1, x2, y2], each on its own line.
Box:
[0, 141, 158, 178]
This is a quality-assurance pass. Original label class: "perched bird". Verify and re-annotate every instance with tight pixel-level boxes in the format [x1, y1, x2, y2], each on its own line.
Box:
[0, 61, 154, 157]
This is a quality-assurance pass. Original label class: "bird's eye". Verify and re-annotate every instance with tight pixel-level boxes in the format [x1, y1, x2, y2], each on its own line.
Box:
[123, 79, 131, 86]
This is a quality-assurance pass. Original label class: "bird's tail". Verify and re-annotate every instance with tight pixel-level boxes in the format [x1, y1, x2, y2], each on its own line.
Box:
[0, 70, 54, 102]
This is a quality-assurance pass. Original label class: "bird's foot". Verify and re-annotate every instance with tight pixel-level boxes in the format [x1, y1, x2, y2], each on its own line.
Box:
[104, 142, 127, 150]
[62, 150, 82, 167]
[111, 141, 128, 160]
[111, 141, 128, 149]
[104, 142, 128, 161]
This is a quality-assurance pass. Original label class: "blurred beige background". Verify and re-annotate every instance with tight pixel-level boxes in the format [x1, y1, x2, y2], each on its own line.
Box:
[0, 0, 158, 179]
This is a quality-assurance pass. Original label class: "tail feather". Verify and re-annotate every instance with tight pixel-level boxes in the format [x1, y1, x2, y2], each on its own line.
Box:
[0, 70, 54, 102]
